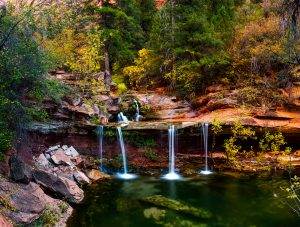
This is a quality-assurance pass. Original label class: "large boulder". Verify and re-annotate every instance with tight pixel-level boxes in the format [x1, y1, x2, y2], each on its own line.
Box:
[0, 181, 45, 224]
[33, 170, 84, 204]
[10, 156, 32, 183]
[73, 170, 90, 185]
[51, 149, 72, 166]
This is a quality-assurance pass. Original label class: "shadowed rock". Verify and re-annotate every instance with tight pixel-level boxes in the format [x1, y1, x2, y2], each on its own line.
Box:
[33, 169, 84, 204]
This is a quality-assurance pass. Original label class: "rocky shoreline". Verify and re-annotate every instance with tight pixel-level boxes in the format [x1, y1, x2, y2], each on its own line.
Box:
[0, 145, 110, 226]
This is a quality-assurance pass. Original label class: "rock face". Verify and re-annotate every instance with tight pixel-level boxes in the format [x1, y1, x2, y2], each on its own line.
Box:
[33, 169, 84, 204]
[132, 91, 195, 120]
[10, 156, 32, 183]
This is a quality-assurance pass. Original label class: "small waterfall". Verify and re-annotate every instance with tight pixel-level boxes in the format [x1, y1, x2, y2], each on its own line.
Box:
[163, 125, 181, 180]
[133, 99, 140, 122]
[200, 123, 212, 175]
[117, 112, 129, 123]
[97, 126, 104, 169]
[116, 127, 137, 179]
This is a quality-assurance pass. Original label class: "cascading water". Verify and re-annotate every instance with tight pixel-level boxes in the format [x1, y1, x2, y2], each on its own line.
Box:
[200, 122, 212, 175]
[162, 125, 181, 180]
[97, 126, 104, 169]
[116, 127, 137, 179]
[117, 112, 129, 123]
[133, 99, 140, 122]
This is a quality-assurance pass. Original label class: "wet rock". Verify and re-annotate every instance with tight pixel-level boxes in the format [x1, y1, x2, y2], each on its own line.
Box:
[86, 169, 111, 181]
[51, 149, 72, 166]
[10, 156, 32, 183]
[64, 146, 79, 157]
[74, 171, 90, 185]
[33, 170, 84, 204]
[141, 195, 212, 218]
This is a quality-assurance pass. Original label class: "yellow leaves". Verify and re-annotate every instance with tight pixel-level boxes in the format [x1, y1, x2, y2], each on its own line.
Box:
[41, 29, 104, 74]
[123, 48, 162, 88]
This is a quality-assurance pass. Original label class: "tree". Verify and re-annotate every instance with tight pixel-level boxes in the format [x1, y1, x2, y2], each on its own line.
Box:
[146, 0, 237, 96]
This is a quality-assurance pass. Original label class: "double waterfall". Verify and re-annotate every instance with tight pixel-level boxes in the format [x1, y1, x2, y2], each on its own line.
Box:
[96, 123, 212, 180]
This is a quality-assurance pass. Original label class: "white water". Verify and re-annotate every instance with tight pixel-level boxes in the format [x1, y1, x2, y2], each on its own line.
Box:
[117, 112, 129, 123]
[116, 127, 137, 180]
[97, 126, 104, 168]
[133, 99, 140, 122]
[200, 123, 212, 175]
[163, 125, 181, 180]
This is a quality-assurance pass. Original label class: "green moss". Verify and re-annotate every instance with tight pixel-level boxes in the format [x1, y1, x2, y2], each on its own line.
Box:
[141, 195, 212, 219]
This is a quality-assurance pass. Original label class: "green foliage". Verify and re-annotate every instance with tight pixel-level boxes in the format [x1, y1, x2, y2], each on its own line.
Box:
[0, 4, 64, 159]
[144, 149, 160, 162]
[211, 114, 223, 153]
[58, 201, 68, 213]
[224, 120, 256, 162]
[259, 131, 287, 153]
[36, 204, 60, 227]
[125, 134, 156, 148]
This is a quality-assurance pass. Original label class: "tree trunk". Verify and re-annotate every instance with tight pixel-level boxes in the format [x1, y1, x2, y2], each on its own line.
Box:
[104, 42, 111, 87]
[98, 0, 112, 89]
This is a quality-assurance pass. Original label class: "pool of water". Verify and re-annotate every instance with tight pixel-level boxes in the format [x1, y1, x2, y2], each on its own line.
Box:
[68, 172, 300, 227]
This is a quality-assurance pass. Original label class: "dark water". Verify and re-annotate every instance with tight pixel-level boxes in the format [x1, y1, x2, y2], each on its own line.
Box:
[68, 173, 300, 227]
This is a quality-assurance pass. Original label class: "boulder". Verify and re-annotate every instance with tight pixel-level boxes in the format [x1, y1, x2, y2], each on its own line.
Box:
[86, 169, 111, 182]
[36, 154, 51, 168]
[33, 170, 84, 204]
[74, 171, 90, 185]
[46, 145, 61, 153]
[64, 146, 79, 157]
[51, 149, 72, 166]
[10, 156, 32, 183]
[0, 181, 45, 224]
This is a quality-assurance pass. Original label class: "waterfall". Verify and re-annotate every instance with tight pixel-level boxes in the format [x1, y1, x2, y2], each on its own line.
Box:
[133, 99, 140, 122]
[163, 125, 181, 180]
[169, 125, 175, 173]
[200, 123, 212, 175]
[116, 127, 137, 179]
[97, 126, 104, 169]
[117, 112, 129, 123]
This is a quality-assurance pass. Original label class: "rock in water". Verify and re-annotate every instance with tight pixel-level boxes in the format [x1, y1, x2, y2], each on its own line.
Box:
[10, 156, 32, 183]
[33, 170, 84, 204]
[73, 171, 90, 185]
[141, 195, 212, 219]
[86, 169, 111, 182]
